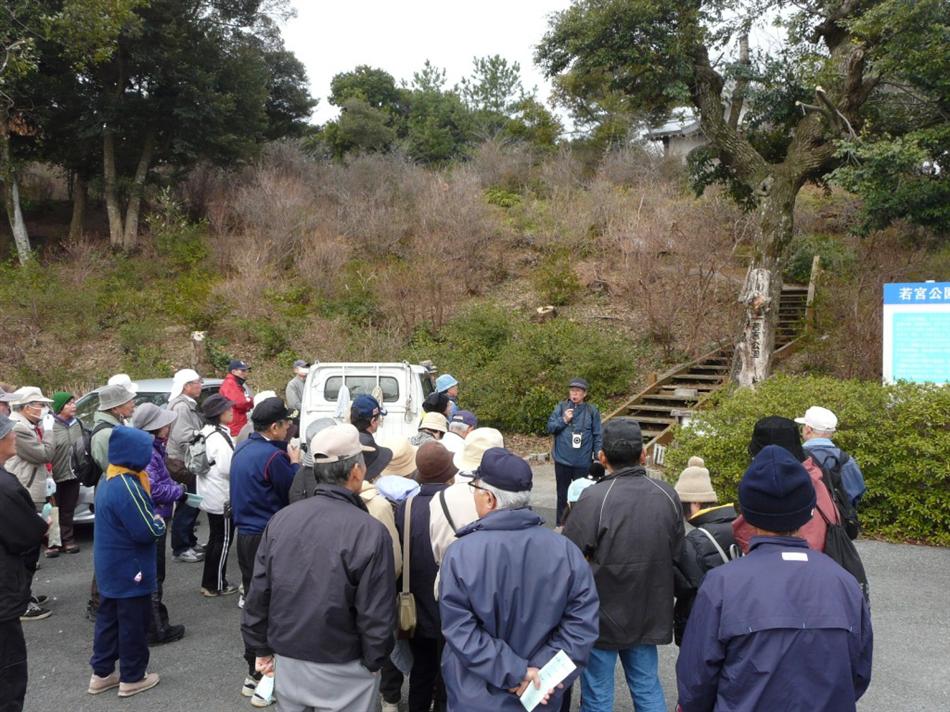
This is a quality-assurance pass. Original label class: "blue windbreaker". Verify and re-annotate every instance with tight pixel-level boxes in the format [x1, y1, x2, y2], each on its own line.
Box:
[546, 400, 602, 468]
[230, 433, 298, 535]
[676, 536, 873, 712]
[439, 508, 599, 711]
[803, 439, 867, 506]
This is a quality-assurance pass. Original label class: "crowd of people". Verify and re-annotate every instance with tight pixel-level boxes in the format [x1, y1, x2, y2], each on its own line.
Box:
[0, 362, 874, 712]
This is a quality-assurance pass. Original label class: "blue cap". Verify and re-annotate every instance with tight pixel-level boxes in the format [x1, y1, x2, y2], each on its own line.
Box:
[108, 426, 155, 472]
[435, 374, 458, 392]
[228, 359, 250, 371]
[352, 394, 387, 418]
[475, 447, 533, 492]
[739, 445, 816, 533]
[451, 410, 478, 428]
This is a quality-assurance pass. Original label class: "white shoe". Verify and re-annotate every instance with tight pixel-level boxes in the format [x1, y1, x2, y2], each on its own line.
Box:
[241, 676, 258, 698]
[381, 700, 399, 712]
[173, 548, 204, 563]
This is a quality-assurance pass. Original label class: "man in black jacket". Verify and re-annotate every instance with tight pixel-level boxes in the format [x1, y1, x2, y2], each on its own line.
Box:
[0, 414, 49, 712]
[242, 423, 395, 712]
[563, 418, 684, 712]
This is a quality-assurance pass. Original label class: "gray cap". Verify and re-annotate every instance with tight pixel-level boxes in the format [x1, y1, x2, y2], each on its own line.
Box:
[130, 402, 177, 432]
[98, 384, 136, 411]
[0, 413, 14, 439]
[302, 417, 337, 467]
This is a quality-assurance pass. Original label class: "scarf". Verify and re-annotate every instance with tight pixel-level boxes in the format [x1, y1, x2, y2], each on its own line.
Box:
[105, 464, 152, 496]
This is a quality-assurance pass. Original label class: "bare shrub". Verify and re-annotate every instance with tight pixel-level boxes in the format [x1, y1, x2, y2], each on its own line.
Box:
[469, 139, 536, 191]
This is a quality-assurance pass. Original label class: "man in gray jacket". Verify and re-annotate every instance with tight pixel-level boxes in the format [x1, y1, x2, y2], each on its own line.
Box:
[242, 424, 394, 712]
[563, 418, 684, 712]
[166, 369, 206, 563]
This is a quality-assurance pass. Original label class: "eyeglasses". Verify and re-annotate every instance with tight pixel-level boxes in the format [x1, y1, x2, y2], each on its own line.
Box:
[467, 481, 492, 494]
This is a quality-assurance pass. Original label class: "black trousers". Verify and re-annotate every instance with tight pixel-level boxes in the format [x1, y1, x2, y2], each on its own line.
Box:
[379, 658, 404, 705]
[201, 513, 233, 592]
[0, 618, 27, 712]
[54, 478, 81, 547]
[149, 532, 171, 638]
[408, 635, 446, 712]
[237, 531, 263, 676]
[555, 462, 589, 525]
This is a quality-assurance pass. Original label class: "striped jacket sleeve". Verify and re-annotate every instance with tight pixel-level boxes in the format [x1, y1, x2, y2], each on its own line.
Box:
[115, 475, 166, 543]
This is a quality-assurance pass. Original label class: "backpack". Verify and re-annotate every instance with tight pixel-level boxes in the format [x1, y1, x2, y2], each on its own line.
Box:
[72, 421, 112, 487]
[817, 451, 860, 540]
[817, 496, 870, 602]
[186, 427, 232, 478]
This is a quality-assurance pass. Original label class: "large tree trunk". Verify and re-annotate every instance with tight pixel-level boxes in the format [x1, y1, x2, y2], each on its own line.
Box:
[103, 130, 125, 247]
[68, 173, 87, 241]
[0, 129, 31, 264]
[121, 130, 155, 250]
[732, 176, 797, 387]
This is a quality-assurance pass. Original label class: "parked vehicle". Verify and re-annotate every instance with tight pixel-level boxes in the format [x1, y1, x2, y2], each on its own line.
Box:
[66, 377, 223, 524]
[300, 362, 435, 444]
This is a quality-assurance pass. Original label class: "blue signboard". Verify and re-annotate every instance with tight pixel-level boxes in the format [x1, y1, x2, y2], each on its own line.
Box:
[882, 282, 950, 385]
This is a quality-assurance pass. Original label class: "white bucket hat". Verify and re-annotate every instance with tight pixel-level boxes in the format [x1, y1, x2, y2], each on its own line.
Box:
[12, 386, 53, 406]
[108, 373, 139, 395]
[453, 427, 504, 472]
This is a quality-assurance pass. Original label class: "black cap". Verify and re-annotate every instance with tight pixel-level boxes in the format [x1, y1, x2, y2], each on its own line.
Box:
[603, 417, 643, 447]
[475, 447, 533, 492]
[748, 416, 806, 462]
[228, 359, 251, 372]
[251, 397, 291, 427]
[359, 431, 392, 480]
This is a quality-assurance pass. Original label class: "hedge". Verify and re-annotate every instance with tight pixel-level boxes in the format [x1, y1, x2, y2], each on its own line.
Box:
[406, 304, 642, 434]
[664, 375, 950, 545]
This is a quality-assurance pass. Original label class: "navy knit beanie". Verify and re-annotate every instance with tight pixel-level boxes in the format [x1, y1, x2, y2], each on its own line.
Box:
[108, 426, 154, 472]
[739, 444, 816, 533]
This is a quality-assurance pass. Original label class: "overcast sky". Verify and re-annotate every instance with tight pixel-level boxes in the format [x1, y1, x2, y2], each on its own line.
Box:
[281, 0, 574, 125]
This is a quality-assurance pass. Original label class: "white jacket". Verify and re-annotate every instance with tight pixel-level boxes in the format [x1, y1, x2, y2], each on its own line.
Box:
[196, 424, 234, 515]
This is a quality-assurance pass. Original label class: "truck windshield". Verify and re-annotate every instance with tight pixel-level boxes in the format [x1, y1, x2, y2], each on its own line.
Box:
[324, 376, 399, 402]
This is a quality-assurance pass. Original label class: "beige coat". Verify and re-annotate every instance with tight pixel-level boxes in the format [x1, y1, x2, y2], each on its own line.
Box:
[360, 480, 402, 578]
[428, 473, 479, 566]
[6, 412, 55, 504]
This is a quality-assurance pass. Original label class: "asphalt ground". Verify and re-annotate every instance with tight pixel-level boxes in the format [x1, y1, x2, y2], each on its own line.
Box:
[23, 464, 950, 712]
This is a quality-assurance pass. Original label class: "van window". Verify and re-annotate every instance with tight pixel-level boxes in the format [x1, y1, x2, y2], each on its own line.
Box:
[420, 374, 434, 398]
[325, 376, 399, 403]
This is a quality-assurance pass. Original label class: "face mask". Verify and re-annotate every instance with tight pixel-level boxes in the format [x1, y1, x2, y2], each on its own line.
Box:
[40, 407, 50, 419]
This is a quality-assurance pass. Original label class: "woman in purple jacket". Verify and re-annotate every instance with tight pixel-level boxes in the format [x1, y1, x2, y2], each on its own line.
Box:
[131, 403, 187, 646]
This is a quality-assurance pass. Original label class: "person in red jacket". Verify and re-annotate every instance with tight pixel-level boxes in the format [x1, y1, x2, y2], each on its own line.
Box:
[732, 416, 839, 554]
[219, 360, 254, 437]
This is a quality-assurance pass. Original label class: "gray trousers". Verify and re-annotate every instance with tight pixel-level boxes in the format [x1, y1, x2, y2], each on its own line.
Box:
[275, 656, 381, 712]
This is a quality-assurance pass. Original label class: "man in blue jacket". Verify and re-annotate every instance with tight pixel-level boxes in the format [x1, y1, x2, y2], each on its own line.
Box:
[228, 396, 300, 698]
[676, 445, 873, 712]
[439, 448, 599, 712]
[796, 405, 867, 507]
[88, 426, 166, 698]
[547, 378, 602, 525]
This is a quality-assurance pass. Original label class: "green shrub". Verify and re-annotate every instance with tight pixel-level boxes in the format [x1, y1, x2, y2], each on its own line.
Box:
[784, 233, 855, 284]
[406, 304, 639, 433]
[485, 187, 522, 208]
[664, 375, 950, 545]
[531, 249, 582, 306]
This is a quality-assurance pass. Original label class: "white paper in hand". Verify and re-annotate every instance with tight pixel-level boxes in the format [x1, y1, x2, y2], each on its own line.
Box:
[519, 650, 576, 711]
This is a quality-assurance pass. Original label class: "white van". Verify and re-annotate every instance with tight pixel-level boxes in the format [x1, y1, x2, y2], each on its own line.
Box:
[299, 362, 435, 443]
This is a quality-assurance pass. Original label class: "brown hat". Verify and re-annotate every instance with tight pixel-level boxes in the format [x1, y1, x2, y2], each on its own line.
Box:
[674, 456, 717, 503]
[415, 441, 457, 484]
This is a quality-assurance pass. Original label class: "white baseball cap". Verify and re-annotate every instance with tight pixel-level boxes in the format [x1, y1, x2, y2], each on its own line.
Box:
[794, 406, 838, 432]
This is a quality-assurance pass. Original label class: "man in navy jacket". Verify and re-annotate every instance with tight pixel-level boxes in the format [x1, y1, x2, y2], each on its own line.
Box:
[676, 445, 873, 712]
[439, 448, 599, 712]
[229, 396, 299, 696]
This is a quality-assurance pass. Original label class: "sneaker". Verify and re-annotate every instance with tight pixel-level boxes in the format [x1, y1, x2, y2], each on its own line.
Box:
[31, 594, 49, 606]
[147, 624, 185, 646]
[241, 675, 260, 697]
[381, 700, 399, 712]
[118, 672, 160, 698]
[173, 548, 204, 563]
[193, 543, 207, 554]
[251, 693, 276, 708]
[44, 546, 61, 558]
[219, 583, 239, 596]
[63, 544, 81, 554]
[85, 604, 98, 622]
[238, 594, 245, 609]
[87, 671, 120, 695]
[20, 602, 52, 621]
